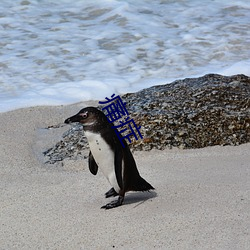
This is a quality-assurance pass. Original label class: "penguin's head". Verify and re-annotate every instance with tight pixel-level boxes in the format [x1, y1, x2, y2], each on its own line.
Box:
[65, 107, 109, 130]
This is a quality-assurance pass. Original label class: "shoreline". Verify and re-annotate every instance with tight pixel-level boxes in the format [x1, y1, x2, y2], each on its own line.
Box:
[0, 103, 249, 249]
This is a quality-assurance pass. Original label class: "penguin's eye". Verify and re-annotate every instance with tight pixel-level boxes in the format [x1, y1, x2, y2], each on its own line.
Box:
[79, 112, 88, 119]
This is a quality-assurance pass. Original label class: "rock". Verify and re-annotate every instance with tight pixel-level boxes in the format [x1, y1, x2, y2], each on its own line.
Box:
[43, 74, 250, 163]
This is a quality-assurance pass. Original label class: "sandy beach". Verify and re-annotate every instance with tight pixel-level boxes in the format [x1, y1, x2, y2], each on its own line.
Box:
[0, 103, 249, 249]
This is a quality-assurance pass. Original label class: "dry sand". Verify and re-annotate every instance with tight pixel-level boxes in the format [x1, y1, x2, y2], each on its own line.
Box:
[0, 103, 249, 249]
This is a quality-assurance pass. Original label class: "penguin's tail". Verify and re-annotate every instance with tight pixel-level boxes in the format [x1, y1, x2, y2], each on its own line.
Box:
[132, 176, 154, 192]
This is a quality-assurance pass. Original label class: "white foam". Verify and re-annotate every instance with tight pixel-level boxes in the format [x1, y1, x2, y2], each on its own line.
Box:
[218, 60, 250, 76]
[0, 0, 250, 112]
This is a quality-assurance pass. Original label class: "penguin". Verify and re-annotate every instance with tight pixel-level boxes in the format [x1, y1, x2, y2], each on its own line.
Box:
[65, 107, 154, 209]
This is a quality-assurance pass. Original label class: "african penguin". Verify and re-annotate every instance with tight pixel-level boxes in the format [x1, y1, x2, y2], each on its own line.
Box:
[65, 107, 154, 209]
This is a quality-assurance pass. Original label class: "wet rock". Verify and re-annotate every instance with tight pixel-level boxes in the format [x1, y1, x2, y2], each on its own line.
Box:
[43, 74, 250, 163]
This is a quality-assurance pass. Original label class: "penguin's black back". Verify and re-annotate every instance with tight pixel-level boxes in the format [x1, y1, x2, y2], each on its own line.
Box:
[122, 144, 154, 192]
[102, 126, 154, 192]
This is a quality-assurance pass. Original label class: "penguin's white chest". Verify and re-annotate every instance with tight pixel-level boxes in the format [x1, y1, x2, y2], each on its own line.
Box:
[85, 131, 120, 193]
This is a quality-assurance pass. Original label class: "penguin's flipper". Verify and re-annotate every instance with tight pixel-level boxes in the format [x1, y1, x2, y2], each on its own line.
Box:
[101, 196, 124, 209]
[88, 151, 98, 175]
[105, 187, 118, 198]
[114, 146, 124, 190]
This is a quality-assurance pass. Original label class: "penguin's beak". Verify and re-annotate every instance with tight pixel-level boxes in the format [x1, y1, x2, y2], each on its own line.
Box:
[64, 114, 81, 124]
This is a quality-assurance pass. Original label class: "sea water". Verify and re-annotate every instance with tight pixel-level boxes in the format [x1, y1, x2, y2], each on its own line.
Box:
[0, 0, 249, 112]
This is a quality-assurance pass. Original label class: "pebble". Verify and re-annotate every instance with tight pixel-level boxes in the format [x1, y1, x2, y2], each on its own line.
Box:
[43, 74, 250, 164]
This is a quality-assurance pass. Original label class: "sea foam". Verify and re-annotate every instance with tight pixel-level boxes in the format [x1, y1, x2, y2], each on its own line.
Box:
[0, 0, 249, 112]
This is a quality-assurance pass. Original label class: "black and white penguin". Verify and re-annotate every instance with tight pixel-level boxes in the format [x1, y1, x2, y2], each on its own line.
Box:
[65, 107, 154, 209]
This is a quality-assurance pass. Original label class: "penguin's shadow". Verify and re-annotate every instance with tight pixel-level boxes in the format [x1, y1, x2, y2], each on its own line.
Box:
[123, 191, 157, 208]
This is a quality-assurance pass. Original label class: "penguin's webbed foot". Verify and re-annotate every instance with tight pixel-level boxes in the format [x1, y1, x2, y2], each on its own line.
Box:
[105, 187, 118, 198]
[101, 196, 124, 209]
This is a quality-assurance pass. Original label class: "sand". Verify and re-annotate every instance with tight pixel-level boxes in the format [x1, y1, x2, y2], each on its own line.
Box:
[0, 103, 249, 249]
